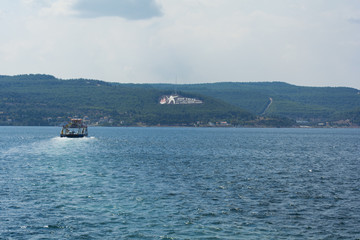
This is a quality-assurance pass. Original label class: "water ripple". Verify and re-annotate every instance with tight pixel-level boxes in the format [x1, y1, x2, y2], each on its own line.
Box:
[0, 127, 359, 239]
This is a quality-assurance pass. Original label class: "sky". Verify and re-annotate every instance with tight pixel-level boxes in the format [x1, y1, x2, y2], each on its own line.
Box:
[0, 0, 359, 89]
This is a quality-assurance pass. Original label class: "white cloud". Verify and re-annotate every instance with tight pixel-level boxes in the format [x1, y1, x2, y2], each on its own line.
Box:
[38, 0, 77, 17]
[0, 0, 359, 88]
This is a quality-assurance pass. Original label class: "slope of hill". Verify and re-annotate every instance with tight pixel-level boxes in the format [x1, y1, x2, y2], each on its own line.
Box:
[148, 82, 360, 125]
[1, 74, 358, 127]
[0, 74, 254, 126]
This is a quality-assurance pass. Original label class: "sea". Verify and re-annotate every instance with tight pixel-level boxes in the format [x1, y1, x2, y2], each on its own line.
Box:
[0, 127, 359, 240]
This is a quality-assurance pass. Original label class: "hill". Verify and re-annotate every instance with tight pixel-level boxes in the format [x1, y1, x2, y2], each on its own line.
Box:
[148, 82, 360, 126]
[0, 74, 255, 126]
[1, 74, 358, 127]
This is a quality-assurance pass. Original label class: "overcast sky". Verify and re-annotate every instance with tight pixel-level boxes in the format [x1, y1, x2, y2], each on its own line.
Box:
[0, 0, 359, 88]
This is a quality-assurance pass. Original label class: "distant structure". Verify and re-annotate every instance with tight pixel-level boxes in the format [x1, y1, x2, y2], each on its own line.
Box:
[159, 94, 203, 105]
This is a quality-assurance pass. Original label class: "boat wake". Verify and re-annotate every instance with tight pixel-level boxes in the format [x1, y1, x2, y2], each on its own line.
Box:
[3, 136, 96, 158]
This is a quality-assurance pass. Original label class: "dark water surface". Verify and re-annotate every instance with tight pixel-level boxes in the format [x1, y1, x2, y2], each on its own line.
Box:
[1, 127, 359, 239]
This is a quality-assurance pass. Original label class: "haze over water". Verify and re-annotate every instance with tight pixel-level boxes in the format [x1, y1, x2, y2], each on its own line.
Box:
[1, 127, 359, 239]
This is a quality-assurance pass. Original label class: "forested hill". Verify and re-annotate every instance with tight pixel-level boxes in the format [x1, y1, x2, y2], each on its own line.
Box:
[148, 82, 360, 126]
[0, 74, 255, 126]
[1, 74, 359, 127]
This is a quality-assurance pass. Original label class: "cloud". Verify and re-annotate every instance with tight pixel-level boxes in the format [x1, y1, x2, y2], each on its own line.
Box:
[21, 0, 52, 7]
[74, 0, 162, 20]
[38, 0, 77, 17]
[348, 17, 360, 24]
[1, 0, 360, 89]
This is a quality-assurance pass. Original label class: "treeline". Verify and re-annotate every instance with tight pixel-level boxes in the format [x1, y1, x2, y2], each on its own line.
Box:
[0, 74, 257, 126]
[1, 74, 358, 127]
[147, 82, 360, 124]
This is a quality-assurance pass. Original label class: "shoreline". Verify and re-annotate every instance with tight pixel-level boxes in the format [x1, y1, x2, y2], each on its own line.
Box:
[0, 125, 358, 129]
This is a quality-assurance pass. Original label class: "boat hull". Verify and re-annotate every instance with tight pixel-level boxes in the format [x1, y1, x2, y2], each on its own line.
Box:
[60, 134, 87, 138]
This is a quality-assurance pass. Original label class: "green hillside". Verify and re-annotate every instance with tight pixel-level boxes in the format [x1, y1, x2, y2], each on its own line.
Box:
[1, 74, 358, 127]
[148, 82, 360, 125]
[0, 74, 254, 126]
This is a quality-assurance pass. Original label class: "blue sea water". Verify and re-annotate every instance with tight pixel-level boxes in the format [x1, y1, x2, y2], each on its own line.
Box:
[0, 127, 359, 239]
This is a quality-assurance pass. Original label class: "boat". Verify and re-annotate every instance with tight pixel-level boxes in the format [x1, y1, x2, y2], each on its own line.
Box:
[60, 119, 88, 138]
